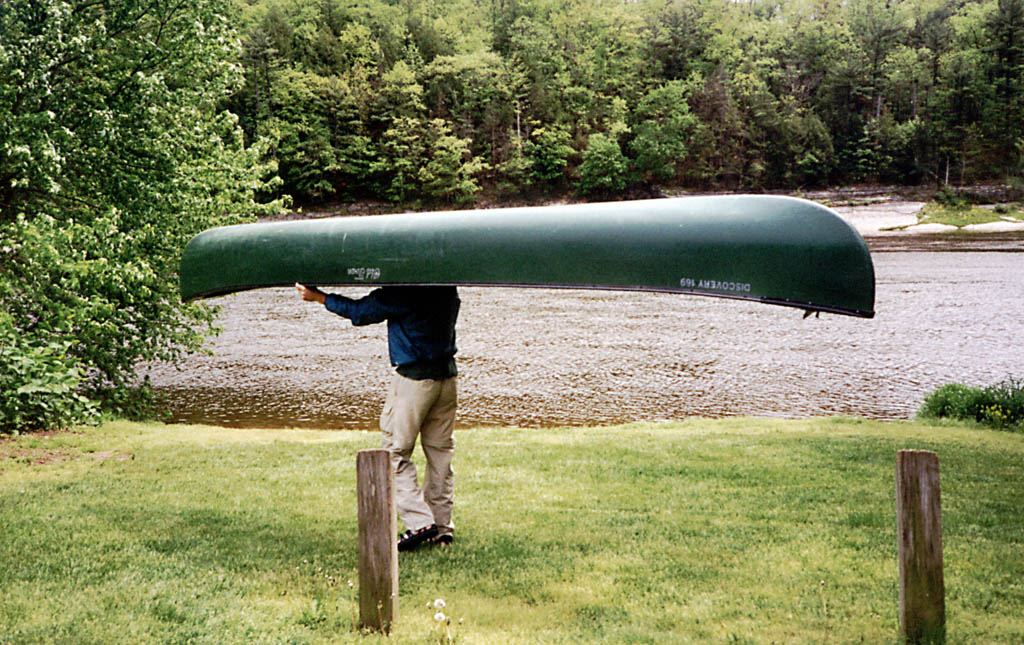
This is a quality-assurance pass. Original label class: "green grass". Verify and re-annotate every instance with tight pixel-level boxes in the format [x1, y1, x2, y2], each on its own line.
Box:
[2, 418, 1023, 643]
[915, 202, 1023, 228]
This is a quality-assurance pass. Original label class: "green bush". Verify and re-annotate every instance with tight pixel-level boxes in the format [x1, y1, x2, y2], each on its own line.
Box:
[629, 81, 697, 182]
[918, 383, 986, 420]
[418, 119, 488, 204]
[0, 315, 98, 434]
[0, 0, 282, 431]
[933, 185, 972, 210]
[578, 132, 630, 195]
[918, 379, 1024, 430]
[982, 379, 1024, 429]
[525, 125, 574, 184]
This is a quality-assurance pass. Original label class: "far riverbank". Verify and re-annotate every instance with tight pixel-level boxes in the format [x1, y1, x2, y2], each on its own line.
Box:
[279, 183, 1024, 238]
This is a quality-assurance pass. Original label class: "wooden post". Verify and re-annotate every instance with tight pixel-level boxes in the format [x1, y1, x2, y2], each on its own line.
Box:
[357, 449, 398, 633]
[896, 450, 945, 644]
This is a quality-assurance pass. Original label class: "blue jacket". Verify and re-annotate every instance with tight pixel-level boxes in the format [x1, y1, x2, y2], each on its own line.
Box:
[324, 286, 459, 376]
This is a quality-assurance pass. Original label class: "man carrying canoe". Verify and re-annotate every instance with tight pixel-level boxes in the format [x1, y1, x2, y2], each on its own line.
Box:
[295, 283, 460, 551]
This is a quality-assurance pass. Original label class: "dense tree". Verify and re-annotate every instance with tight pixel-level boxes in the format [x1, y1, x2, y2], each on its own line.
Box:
[630, 80, 698, 182]
[221, 0, 1024, 199]
[524, 124, 575, 185]
[986, 0, 1024, 163]
[0, 0, 281, 431]
[579, 132, 630, 194]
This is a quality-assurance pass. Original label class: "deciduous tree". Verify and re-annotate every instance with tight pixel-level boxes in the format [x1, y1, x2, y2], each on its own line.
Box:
[0, 0, 281, 431]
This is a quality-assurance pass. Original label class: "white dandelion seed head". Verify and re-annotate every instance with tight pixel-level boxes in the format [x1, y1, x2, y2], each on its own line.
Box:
[433, 598, 446, 609]
[434, 611, 446, 622]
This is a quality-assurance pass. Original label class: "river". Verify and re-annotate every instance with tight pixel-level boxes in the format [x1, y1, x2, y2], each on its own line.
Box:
[145, 204, 1024, 430]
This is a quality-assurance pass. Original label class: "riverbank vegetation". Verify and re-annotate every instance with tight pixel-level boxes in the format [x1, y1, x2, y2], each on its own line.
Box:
[3, 418, 1023, 643]
[0, 1, 285, 433]
[908, 186, 1024, 227]
[880, 200, 1024, 233]
[919, 378, 1024, 430]
[916, 202, 1021, 227]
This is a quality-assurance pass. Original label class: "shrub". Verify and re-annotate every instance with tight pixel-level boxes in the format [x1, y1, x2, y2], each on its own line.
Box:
[629, 81, 697, 182]
[525, 125, 574, 184]
[918, 379, 1024, 430]
[0, 315, 98, 434]
[933, 185, 972, 210]
[981, 379, 1024, 429]
[0, 0, 282, 431]
[919, 383, 985, 421]
[578, 133, 630, 195]
[418, 120, 488, 204]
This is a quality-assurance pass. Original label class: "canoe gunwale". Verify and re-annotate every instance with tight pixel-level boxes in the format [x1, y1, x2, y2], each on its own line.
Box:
[184, 280, 875, 319]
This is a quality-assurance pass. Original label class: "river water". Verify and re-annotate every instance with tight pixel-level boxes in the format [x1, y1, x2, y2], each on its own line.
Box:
[146, 208, 1024, 430]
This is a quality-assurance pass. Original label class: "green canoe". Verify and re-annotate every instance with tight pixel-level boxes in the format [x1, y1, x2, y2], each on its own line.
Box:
[179, 196, 875, 318]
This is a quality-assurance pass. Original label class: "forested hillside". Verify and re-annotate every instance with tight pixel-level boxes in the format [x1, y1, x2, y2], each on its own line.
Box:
[228, 0, 1024, 203]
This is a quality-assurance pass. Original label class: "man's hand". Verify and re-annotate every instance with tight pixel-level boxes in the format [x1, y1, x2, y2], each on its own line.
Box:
[295, 283, 326, 304]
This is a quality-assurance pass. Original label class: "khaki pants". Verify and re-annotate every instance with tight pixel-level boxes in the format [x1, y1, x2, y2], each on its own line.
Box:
[379, 372, 457, 535]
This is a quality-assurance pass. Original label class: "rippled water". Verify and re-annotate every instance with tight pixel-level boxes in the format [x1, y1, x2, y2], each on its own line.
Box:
[146, 231, 1024, 429]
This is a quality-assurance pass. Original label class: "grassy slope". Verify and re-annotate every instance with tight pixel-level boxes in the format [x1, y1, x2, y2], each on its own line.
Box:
[916, 202, 1023, 227]
[1, 418, 1022, 644]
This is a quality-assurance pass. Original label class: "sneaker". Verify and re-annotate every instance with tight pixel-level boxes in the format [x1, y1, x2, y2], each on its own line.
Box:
[397, 524, 438, 552]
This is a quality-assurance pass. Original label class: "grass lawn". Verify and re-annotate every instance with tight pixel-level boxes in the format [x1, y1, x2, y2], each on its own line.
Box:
[2, 418, 1022, 644]
[915, 202, 1023, 228]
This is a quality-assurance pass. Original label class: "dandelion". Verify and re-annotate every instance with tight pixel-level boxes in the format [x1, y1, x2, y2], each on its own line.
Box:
[429, 596, 456, 644]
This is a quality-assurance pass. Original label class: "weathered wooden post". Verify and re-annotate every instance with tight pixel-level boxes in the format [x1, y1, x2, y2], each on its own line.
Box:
[896, 450, 945, 644]
[357, 449, 398, 633]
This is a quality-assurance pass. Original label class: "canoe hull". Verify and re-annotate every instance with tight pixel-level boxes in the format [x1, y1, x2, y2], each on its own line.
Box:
[179, 196, 875, 318]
